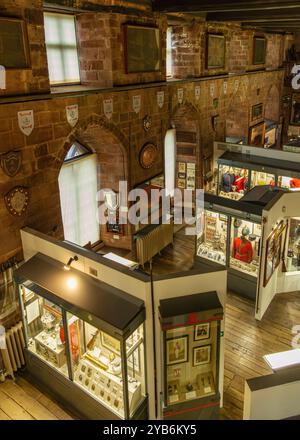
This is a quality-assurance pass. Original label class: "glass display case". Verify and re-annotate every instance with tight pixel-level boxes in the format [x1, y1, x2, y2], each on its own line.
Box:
[15, 253, 147, 420]
[197, 210, 227, 265]
[218, 164, 249, 200]
[216, 151, 300, 199]
[197, 211, 261, 278]
[230, 218, 261, 277]
[286, 217, 300, 272]
[160, 292, 223, 420]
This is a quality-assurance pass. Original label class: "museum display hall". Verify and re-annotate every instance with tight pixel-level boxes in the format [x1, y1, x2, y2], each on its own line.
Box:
[0, 0, 300, 422]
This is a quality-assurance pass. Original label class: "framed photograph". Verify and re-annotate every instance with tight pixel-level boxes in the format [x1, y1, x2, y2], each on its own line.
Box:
[124, 24, 160, 73]
[252, 103, 264, 121]
[166, 336, 188, 366]
[178, 178, 186, 189]
[253, 37, 266, 65]
[194, 323, 210, 341]
[264, 221, 286, 287]
[249, 122, 265, 147]
[290, 99, 300, 125]
[0, 18, 30, 68]
[178, 162, 186, 173]
[207, 34, 225, 69]
[100, 331, 121, 355]
[193, 345, 211, 366]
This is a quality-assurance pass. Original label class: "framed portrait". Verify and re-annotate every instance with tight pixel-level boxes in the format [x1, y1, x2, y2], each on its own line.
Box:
[100, 331, 121, 355]
[252, 103, 264, 121]
[194, 323, 210, 341]
[249, 122, 265, 147]
[253, 37, 266, 65]
[207, 34, 225, 69]
[193, 345, 211, 366]
[124, 24, 160, 73]
[166, 336, 188, 366]
[0, 18, 30, 69]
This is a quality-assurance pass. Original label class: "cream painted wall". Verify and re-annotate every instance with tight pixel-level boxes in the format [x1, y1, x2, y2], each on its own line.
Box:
[243, 378, 300, 420]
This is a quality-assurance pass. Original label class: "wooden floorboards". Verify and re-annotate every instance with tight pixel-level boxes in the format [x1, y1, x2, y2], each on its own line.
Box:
[0, 229, 299, 420]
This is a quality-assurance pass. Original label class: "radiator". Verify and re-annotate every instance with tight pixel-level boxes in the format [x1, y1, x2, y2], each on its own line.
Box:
[136, 223, 174, 266]
[0, 321, 25, 379]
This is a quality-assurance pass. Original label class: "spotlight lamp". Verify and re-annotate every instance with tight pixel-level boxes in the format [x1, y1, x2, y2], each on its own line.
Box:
[64, 255, 78, 271]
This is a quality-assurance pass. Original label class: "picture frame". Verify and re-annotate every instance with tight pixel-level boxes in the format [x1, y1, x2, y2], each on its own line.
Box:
[252, 103, 264, 121]
[263, 221, 286, 287]
[178, 178, 186, 189]
[249, 122, 265, 147]
[193, 345, 211, 366]
[253, 37, 266, 65]
[206, 33, 225, 69]
[166, 336, 188, 366]
[178, 162, 186, 173]
[290, 99, 300, 125]
[194, 323, 210, 341]
[0, 18, 31, 69]
[124, 24, 160, 73]
[100, 331, 121, 355]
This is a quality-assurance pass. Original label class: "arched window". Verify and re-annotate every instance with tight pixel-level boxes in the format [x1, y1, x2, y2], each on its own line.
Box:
[58, 142, 99, 246]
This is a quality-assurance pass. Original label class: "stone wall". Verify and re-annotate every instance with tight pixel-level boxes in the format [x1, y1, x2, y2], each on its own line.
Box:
[0, 0, 50, 97]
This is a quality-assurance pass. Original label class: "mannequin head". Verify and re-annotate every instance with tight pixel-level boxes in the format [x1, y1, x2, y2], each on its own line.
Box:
[241, 226, 250, 239]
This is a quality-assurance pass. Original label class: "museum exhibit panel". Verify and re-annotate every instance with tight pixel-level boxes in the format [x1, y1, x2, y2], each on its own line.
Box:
[159, 291, 224, 420]
[14, 252, 147, 420]
[214, 151, 300, 199]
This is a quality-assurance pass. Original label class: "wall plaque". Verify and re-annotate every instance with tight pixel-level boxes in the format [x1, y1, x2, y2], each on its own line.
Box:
[5, 186, 29, 217]
[139, 143, 158, 169]
[1, 151, 22, 177]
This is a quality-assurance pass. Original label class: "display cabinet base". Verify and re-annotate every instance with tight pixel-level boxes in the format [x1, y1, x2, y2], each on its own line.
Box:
[163, 394, 220, 420]
[197, 257, 257, 301]
[24, 349, 148, 420]
[228, 268, 256, 301]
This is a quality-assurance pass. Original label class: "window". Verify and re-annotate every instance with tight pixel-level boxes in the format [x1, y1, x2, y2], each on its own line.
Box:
[164, 129, 176, 197]
[58, 144, 99, 246]
[44, 12, 80, 85]
[166, 27, 173, 78]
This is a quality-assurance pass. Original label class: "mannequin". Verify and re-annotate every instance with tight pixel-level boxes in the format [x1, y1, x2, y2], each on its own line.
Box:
[233, 169, 247, 193]
[290, 177, 300, 188]
[232, 226, 253, 263]
[221, 166, 234, 193]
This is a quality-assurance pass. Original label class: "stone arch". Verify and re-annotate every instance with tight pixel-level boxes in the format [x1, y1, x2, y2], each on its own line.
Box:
[55, 114, 129, 175]
[170, 101, 203, 188]
[226, 88, 250, 143]
[265, 84, 280, 123]
[55, 114, 131, 250]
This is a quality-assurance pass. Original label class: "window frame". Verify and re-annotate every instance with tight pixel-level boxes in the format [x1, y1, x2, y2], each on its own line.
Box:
[44, 11, 81, 86]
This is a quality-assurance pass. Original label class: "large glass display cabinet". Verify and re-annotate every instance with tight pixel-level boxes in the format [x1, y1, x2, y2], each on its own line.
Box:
[15, 253, 147, 420]
[215, 151, 300, 200]
[159, 292, 223, 420]
[197, 193, 263, 299]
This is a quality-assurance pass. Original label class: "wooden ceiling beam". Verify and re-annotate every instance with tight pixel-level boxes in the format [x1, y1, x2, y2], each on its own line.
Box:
[206, 8, 300, 22]
[152, 0, 300, 13]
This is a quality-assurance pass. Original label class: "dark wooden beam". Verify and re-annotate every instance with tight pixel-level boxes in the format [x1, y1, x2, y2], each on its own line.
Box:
[152, 0, 300, 13]
[207, 8, 300, 22]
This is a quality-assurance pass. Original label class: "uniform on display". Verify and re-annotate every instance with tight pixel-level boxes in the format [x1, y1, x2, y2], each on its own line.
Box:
[214, 151, 300, 200]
